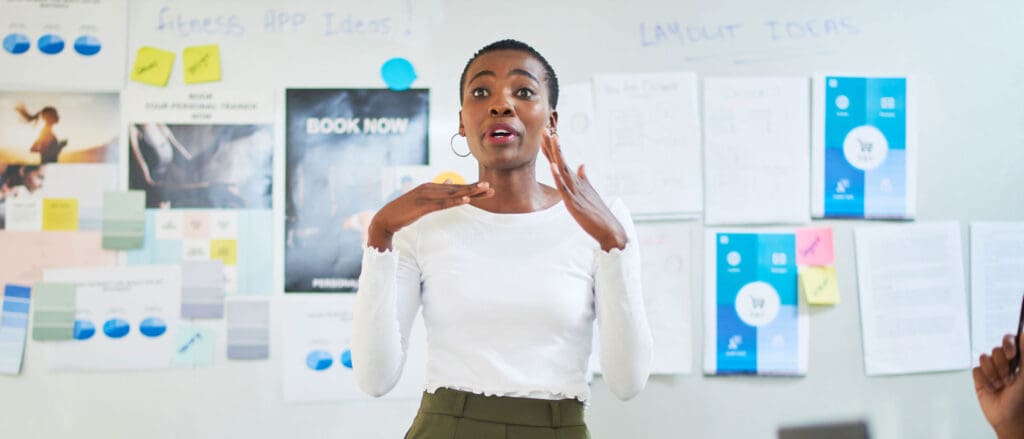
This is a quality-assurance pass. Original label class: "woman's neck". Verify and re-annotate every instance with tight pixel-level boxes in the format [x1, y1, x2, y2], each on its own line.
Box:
[470, 165, 558, 214]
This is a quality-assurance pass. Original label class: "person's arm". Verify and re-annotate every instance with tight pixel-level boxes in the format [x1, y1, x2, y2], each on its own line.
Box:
[128, 125, 157, 186]
[974, 333, 1024, 439]
[594, 198, 653, 400]
[541, 132, 653, 399]
[351, 180, 493, 397]
[351, 222, 423, 397]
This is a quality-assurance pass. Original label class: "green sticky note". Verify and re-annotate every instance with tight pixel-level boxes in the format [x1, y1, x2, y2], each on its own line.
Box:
[175, 326, 215, 367]
[130, 46, 175, 87]
[182, 45, 221, 84]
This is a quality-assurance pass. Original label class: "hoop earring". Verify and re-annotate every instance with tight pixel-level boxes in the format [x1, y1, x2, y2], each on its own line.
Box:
[450, 133, 471, 158]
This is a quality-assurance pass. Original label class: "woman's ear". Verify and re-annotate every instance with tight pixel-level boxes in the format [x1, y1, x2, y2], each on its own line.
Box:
[458, 110, 465, 137]
[547, 110, 559, 135]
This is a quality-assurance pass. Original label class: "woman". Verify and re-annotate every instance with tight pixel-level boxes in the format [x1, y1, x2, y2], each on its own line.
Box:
[0, 165, 45, 200]
[15, 104, 65, 163]
[352, 40, 653, 438]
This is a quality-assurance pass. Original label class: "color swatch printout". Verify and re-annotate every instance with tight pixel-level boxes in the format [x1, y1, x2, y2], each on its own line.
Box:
[102, 191, 146, 249]
[31, 283, 75, 341]
[0, 284, 31, 375]
[813, 75, 915, 219]
[181, 260, 226, 319]
[44, 266, 181, 371]
[225, 298, 269, 360]
[704, 230, 808, 375]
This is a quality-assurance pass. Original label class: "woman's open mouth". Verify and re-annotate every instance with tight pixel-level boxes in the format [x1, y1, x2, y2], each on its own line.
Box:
[485, 124, 519, 145]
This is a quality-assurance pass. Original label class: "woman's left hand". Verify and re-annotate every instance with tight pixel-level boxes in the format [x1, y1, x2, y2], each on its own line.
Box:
[542, 132, 628, 252]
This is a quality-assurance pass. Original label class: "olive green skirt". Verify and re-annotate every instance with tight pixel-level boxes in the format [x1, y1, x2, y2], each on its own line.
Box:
[404, 388, 590, 439]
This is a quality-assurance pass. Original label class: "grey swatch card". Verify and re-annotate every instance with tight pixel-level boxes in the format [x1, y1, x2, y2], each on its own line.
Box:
[181, 260, 226, 318]
[225, 299, 269, 360]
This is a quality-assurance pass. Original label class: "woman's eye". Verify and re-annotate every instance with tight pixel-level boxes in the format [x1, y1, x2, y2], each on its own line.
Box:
[516, 88, 536, 98]
[471, 88, 489, 98]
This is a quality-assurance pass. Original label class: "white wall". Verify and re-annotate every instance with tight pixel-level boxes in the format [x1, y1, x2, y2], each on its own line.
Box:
[3, 0, 1023, 437]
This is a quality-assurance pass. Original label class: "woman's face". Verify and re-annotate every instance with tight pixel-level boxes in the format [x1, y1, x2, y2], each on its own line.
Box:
[24, 167, 44, 191]
[459, 50, 557, 171]
[40, 108, 59, 125]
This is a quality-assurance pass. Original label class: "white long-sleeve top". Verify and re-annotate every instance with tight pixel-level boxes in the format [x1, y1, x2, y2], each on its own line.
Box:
[352, 198, 652, 402]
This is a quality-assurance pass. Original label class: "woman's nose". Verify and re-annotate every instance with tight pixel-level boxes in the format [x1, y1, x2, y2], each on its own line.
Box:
[489, 98, 514, 117]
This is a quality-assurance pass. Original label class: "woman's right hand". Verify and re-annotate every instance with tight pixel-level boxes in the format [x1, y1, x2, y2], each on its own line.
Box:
[367, 180, 493, 251]
[974, 332, 1024, 439]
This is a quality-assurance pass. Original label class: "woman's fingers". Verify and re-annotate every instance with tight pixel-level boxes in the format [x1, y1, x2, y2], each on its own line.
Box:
[979, 353, 1003, 391]
[541, 133, 555, 164]
[974, 365, 991, 392]
[470, 188, 495, 199]
[427, 181, 490, 198]
[993, 346, 1012, 383]
[547, 134, 577, 192]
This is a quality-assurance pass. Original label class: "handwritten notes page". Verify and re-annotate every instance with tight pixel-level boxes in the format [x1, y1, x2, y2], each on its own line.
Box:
[854, 223, 970, 375]
[703, 77, 810, 225]
[637, 222, 692, 374]
[970, 222, 1024, 364]
[592, 73, 702, 219]
[536, 83, 595, 188]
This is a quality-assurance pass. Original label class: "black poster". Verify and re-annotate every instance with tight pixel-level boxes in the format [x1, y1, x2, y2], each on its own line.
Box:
[285, 88, 428, 292]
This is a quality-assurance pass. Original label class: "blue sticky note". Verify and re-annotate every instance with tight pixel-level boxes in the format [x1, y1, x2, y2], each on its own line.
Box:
[175, 326, 215, 367]
[381, 57, 417, 91]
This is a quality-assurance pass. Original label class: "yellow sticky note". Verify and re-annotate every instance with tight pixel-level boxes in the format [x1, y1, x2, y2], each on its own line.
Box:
[42, 198, 79, 231]
[183, 45, 221, 84]
[130, 47, 175, 87]
[800, 265, 840, 305]
[210, 239, 237, 266]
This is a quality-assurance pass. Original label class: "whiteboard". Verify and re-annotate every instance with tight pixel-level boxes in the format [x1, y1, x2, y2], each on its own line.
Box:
[3, 0, 1023, 437]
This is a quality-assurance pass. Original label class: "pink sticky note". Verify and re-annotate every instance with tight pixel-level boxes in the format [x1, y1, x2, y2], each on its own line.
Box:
[796, 227, 834, 266]
[184, 212, 210, 238]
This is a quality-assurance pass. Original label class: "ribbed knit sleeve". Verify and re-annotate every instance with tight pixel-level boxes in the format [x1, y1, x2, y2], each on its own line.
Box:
[594, 199, 653, 400]
[351, 223, 423, 397]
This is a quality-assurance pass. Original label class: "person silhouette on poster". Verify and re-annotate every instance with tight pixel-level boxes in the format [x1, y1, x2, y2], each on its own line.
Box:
[15, 104, 66, 164]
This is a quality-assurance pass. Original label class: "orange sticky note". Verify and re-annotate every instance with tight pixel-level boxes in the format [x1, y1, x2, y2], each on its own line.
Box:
[130, 47, 175, 87]
[432, 171, 466, 185]
[210, 239, 237, 266]
[42, 198, 79, 231]
[183, 45, 221, 84]
[800, 265, 840, 305]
